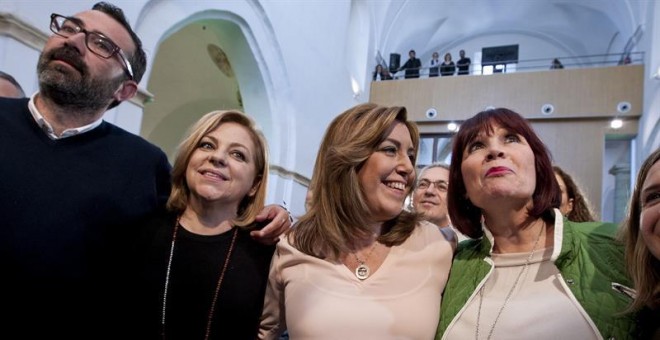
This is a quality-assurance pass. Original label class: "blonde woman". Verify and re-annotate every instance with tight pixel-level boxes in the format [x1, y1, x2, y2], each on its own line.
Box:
[131, 110, 287, 339]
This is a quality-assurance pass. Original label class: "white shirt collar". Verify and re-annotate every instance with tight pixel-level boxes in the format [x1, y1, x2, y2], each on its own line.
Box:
[28, 92, 104, 140]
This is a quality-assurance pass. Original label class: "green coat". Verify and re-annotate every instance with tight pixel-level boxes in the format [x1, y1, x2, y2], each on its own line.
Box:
[436, 211, 639, 340]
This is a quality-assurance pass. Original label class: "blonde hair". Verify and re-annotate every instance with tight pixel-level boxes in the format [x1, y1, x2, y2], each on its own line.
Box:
[292, 103, 420, 260]
[167, 110, 269, 228]
[621, 147, 660, 311]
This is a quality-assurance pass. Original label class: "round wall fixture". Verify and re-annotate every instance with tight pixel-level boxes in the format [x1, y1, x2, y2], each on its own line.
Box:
[617, 101, 631, 113]
[484, 105, 496, 111]
[426, 108, 438, 119]
[541, 103, 555, 115]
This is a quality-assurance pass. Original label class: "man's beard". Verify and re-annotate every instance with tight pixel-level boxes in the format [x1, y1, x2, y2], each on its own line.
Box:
[37, 45, 124, 113]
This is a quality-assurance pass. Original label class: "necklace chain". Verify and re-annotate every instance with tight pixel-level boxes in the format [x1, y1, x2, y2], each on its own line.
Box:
[475, 221, 545, 340]
[161, 216, 238, 340]
[352, 240, 379, 280]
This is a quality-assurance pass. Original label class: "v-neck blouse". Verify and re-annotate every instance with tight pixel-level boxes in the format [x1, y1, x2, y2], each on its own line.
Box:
[259, 221, 455, 339]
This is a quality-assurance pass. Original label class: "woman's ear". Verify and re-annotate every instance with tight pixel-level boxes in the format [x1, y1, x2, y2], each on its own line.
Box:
[248, 177, 262, 197]
[566, 198, 574, 213]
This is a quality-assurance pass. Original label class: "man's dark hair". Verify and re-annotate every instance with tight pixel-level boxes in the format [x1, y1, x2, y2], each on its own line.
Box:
[92, 2, 146, 83]
[0, 71, 25, 97]
[92, 2, 147, 109]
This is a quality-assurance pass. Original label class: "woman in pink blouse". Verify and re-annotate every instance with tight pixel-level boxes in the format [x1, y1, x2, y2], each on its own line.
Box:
[259, 103, 456, 339]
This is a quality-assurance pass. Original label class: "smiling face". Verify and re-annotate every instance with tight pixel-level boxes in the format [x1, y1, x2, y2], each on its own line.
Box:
[640, 159, 660, 260]
[185, 122, 258, 212]
[413, 166, 450, 226]
[460, 123, 537, 211]
[357, 122, 415, 224]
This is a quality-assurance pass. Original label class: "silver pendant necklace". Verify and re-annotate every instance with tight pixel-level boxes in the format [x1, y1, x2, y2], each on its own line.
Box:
[352, 241, 379, 280]
[475, 221, 545, 340]
[161, 217, 238, 340]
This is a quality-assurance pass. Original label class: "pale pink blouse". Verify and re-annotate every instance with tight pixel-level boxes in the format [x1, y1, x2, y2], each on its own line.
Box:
[259, 221, 455, 340]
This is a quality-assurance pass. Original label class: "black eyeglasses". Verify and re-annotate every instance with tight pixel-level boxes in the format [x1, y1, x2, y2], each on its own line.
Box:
[416, 179, 448, 192]
[49, 13, 134, 80]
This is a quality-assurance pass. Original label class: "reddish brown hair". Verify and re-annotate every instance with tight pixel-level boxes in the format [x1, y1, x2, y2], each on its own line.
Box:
[447, 108, 560, 238]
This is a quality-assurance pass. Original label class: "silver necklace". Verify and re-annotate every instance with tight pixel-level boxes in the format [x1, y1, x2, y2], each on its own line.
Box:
[475, 221, 545, 340]
[352, 241, 379, 280]
[161, 217, 238, 340]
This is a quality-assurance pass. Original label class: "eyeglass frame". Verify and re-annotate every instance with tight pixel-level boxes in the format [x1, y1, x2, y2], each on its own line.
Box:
[415, 179, 448, 192]
[49, 13, 134, 80]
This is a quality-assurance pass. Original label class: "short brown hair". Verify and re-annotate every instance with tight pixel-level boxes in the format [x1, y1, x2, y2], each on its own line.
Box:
[167, 110, 268, 227]
[292, 103, 420, 260]
[447, 108, 560, 238]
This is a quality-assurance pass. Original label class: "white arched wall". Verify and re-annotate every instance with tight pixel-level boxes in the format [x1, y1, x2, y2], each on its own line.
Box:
[640, 0, 660, 156]
[132, 0, 301, 212]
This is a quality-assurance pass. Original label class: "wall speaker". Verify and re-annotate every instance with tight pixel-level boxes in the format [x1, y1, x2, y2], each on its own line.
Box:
[389, 53, 401, 73]
[617, 101, 631, 113]
[541, 104, 554, 115]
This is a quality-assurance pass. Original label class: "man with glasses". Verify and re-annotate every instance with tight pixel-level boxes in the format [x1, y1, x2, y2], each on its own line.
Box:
[0, 2, 288, 336]
[412, 163, 468, 242]
[412, 163, 452, 228]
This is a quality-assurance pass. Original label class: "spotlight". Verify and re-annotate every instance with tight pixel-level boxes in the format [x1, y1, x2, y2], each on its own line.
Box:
[610, 118, 623, 129]
[447, 122, 458, 131]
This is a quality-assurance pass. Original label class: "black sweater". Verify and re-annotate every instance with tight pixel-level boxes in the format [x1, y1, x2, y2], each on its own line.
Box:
[131, 211, 276, 340]
[0, 97, 171, 337]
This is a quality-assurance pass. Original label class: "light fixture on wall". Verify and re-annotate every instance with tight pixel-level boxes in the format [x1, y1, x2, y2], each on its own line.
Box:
[617, 101, 631, 113]
[610, 118, 623, 129]
[351, 77, 361, 100]
[541, 103, 555, 115]
[447, 122, 459, 132]
[425, 108, 438, 119]
[652, 66, 660, 80]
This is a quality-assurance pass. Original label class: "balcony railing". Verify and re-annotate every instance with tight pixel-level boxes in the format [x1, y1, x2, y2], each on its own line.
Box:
[382, 51, 644, 80]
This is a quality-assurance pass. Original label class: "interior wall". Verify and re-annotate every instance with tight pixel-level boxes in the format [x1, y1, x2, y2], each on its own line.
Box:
[142, 21, 243, 161]
[371, 65, 643, 120]
[370, 66, 643, 220]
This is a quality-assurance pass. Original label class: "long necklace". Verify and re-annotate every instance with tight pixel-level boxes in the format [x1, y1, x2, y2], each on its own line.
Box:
[475, 221, 545, 340]
[161, 217, 238, 340]
[352, 241, 379, 280]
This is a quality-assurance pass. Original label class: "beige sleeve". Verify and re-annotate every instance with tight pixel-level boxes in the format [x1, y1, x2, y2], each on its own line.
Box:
[258, 245, 286, 340]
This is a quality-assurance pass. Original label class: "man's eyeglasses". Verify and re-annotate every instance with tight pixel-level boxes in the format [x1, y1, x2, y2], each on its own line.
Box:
[416, 179, 448, 192]
[49, 13, 134, 80]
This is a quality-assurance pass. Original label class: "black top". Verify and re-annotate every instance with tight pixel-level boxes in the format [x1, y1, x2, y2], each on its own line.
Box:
[457, 57, 471, 75]
[0, 97, 171, 338]
[400, 57, 422, 79]
[131, 211, 276, 340]
[440, 61, 456, 76]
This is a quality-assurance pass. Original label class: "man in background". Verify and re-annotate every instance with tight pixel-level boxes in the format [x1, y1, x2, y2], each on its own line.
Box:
[456, 49, 471, 75]
[0, 70, 25, 97]
[398, 49, 422, 79]
[412, 163, 468, 241]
